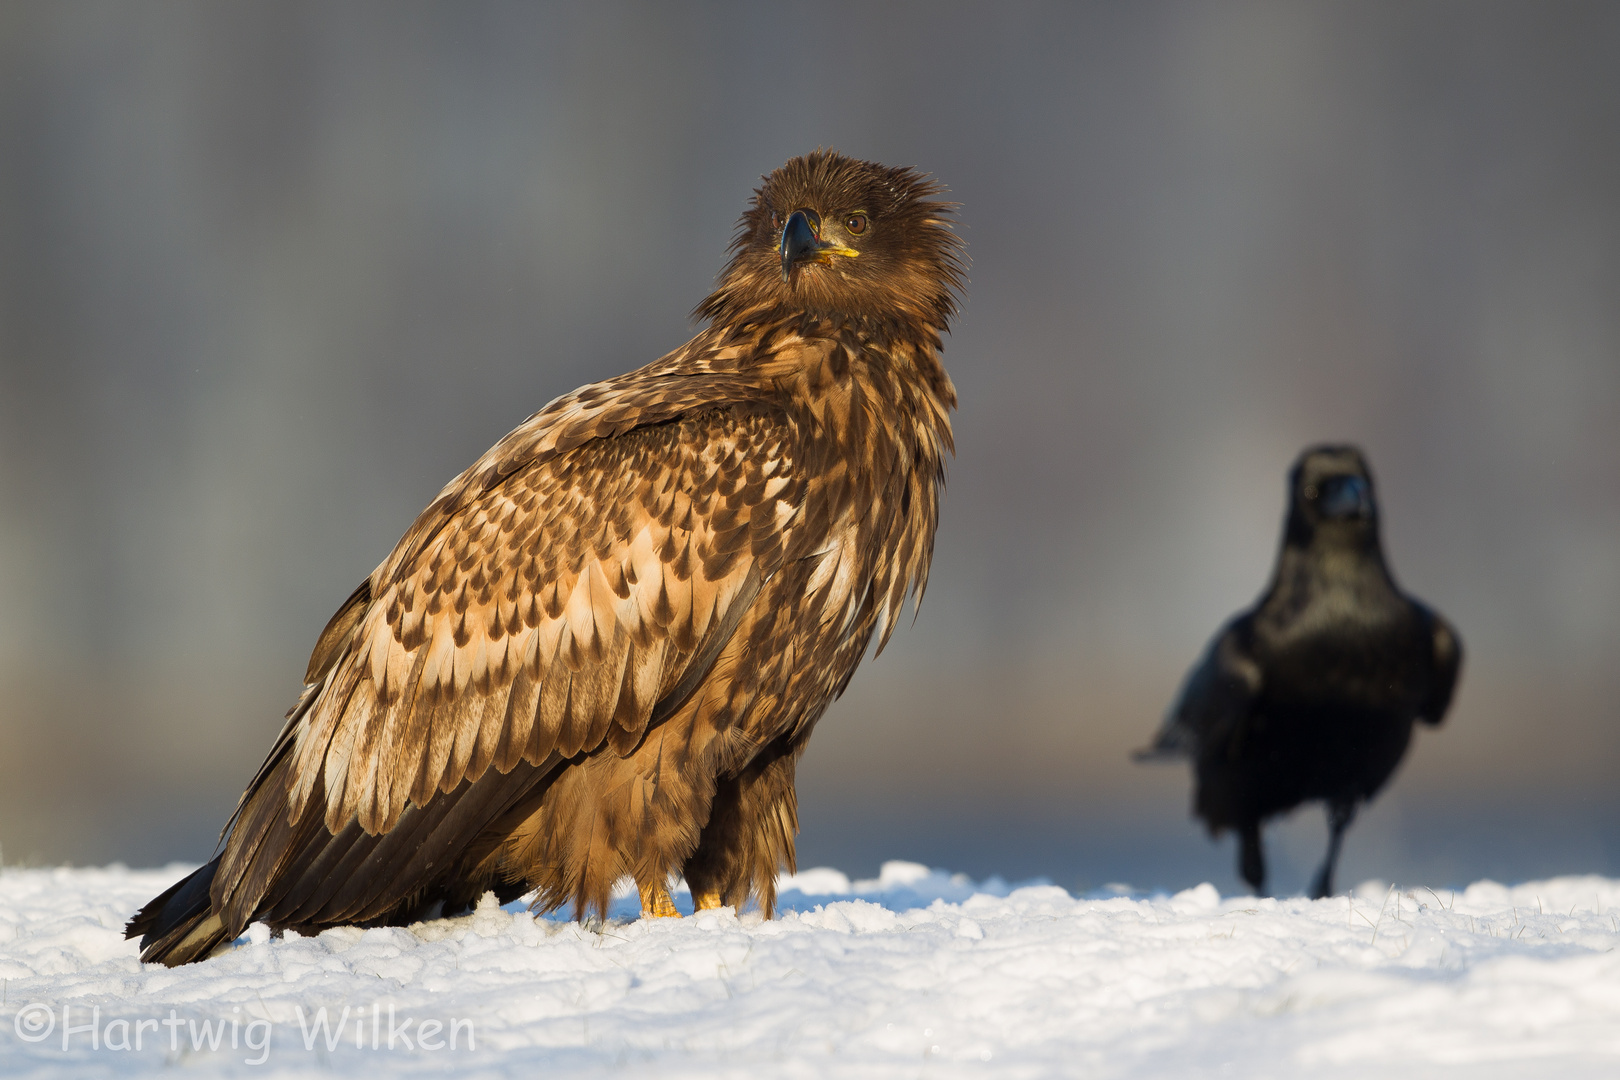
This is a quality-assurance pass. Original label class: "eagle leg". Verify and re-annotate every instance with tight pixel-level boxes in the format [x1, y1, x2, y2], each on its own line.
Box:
[691, 890, 725, 911]
[638, 882, 681, 918]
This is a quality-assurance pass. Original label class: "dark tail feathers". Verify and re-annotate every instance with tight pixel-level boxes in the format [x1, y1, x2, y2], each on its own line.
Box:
[124, 856, 232, 966]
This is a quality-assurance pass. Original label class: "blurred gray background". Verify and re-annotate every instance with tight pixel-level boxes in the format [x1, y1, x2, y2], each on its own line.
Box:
[1, 1, 1617, 897]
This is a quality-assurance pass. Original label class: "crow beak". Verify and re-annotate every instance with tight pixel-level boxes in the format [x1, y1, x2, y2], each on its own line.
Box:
[780, 209, 859, 281]
[1319, 475, 1372, 519]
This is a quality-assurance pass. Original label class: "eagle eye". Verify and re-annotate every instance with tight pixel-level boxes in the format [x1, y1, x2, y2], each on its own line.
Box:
[844, 213, 868, 235]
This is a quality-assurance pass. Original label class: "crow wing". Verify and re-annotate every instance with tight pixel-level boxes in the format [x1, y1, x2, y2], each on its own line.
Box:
[1415, 604, 1463, 727]
[1138, 616, 1264, 761]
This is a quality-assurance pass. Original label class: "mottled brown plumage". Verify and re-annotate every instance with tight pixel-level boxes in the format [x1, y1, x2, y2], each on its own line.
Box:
[127, 149, 965, 965]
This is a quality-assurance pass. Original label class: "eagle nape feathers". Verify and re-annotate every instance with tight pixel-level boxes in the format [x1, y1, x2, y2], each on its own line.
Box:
[128, 149, 965, 965]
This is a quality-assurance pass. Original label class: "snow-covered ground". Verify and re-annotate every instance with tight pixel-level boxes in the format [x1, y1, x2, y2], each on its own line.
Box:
[2, 862, 1618, 1078]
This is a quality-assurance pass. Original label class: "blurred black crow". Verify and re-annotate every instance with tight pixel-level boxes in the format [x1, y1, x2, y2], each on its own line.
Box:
[1138, 445, 1462, 898]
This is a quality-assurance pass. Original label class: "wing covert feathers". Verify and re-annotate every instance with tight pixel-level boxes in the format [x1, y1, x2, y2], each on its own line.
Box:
[292, 399, 804, 837]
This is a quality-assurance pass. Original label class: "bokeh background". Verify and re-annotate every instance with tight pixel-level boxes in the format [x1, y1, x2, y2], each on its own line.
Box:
[2, 1, 1617, 897]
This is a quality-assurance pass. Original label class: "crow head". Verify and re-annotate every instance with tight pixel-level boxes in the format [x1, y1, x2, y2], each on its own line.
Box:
[1284, 445, 1380, 550]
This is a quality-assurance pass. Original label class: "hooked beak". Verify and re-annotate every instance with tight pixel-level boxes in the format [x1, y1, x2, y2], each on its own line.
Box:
[779, 209, 859, 281]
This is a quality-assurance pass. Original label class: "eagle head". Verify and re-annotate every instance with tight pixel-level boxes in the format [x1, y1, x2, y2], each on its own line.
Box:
[696, 149, 966, 329]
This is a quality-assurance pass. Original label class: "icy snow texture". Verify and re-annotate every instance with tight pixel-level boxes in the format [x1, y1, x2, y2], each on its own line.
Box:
[2, 863, 1619, 1078]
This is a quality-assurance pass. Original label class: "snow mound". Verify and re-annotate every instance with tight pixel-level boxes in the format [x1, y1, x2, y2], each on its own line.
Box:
[3, 862, 1619, 1077]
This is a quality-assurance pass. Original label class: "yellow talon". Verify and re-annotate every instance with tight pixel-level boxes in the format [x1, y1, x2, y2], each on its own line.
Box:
[639, 883, 680, 918]
[692, 890, 724, 911]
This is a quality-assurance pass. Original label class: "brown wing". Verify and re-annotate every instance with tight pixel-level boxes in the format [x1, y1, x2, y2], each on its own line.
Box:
[210, 391, 805, 932]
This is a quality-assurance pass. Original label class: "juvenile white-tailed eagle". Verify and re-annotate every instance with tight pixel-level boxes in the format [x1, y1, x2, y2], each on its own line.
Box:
[128, 150, 965, 964]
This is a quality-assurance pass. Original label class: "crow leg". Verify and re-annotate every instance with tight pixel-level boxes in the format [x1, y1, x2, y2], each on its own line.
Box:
[1238, 821, 1266, 895]
[1309, 801, 1357, 900]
